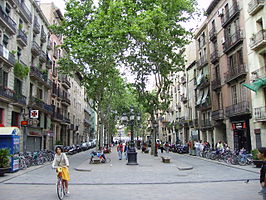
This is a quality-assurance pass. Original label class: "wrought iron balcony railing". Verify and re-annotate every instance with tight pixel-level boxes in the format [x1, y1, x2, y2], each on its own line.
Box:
[225, 101, 250, 118]
[248, 0, 264, 15]
[224, 64, 247, 83]
[221, 3, 240, 27]
[250, 29, 266, 51]
[0, 44, 16, 67]
[0, 6, 16, 34]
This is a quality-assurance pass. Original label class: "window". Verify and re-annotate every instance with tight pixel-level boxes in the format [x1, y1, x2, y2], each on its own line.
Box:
[30, 83, 33, 97]
[5, 3, 11, 15]
[239, 81, 247, 101]
[44, 114, 47, 129]
[37, 88, 43, 99]
[0, 70, 8, 87]
[236, 49, 243, 65]
[231, 85, 237, 104]
[3, 34, 9, 47]
[17, 47, 22, 60]
[211, 20, 215, 30]
[19, 19, 23, 29]
[14, 78, 22, 94]
[11, 111, 20, 127]
[217, 91, 222, 109]
[0, 108, 3, 125]
[215, 65, 220, 80]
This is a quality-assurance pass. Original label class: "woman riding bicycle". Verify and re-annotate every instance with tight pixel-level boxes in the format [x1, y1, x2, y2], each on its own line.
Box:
[52, 146, 70, 194]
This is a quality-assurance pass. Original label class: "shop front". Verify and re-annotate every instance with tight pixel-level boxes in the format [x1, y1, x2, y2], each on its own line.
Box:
[27, 130, 42, 152]
[231, 120, 251, 151]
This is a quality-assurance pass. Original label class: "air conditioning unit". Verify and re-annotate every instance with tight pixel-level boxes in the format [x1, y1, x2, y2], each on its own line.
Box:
[217, 8, 224, 16]
[221, 37, 225, 44]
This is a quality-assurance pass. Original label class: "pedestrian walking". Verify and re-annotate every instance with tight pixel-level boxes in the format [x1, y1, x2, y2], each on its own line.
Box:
[160, 143, 164, 153]
[117, 142, 123, 160]
[124, 143, 129, 160]
[257, 147, 266, 196]
[165, 142, 170, 153]
[194, 140, 200, 156]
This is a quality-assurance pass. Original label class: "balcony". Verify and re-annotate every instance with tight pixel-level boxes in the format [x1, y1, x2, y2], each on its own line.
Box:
[199, 98, 212, 111]
[248, 0, 264, 15]
[211, 77, 222, 90]
[225, 101, 250, 118]
[210, 50, 219, 64]
[30, 66, 52, 89]
[52, 111, 63, 122]
[46, 56, 52, 69]
[254, 106, 266, 121]
[209, 27, 217, 41]
[201, 120, 213, 129]
[61, 93, 71, 106]
[40, 30, 47, 43]
[31, 41, 41, 56]
[33, 18, 40, 34]
[224, 64, 247, 84]
[0, 85, 14, 103]
[0, 44, 16, 67]
[251, 66, 266, 80]
[17, 30, 27, 47]
[197, 76, 210, 90]
[39, 50, 46, 63]
[29, 97, 53, 114]
[61, 117, 71, 125]
[250, 30, 266, 51]
[221, 3, 240, 27]
[12, 92, 27, 107]
[197, 55, 208, 69]
[223, 30, 243, 53]
[0, 6, 16, 35]
[212, 109, 224, 121]
[61, 76, 71, 89]
[15, 0, 32, 23]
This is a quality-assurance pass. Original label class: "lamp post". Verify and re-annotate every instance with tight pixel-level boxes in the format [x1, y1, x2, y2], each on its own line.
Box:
[121, 106, 140, 165]
[153, 121, 158, 157]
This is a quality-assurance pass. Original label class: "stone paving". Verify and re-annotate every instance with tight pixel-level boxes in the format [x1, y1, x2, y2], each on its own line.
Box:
[0, 147, 264, 200]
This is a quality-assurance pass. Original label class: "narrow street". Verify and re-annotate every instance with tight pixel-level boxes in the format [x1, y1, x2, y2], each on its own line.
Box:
[0, 148, 263, 200]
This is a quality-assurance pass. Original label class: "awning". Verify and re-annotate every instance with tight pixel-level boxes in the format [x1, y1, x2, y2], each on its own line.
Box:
[243, 78, 266, 92]
[196, 91, 204, 105]
[201, 89, 209, 104]
[0, 127, 20, 135]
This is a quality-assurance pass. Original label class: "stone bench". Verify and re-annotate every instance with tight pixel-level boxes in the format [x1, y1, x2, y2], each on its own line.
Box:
[161, 156, 171, 163]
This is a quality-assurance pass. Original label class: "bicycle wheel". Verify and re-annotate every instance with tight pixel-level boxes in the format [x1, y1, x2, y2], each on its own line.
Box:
[57, 178, 64, 200]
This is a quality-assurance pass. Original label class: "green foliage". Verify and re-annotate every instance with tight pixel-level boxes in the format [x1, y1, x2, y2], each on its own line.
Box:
[14, 62, 29, 79]
[252, 149, 259, 160]
[0, 148, 10, 168]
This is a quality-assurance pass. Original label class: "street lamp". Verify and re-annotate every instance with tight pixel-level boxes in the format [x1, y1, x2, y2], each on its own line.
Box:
[121, 106, 140, 165]
[153, 120, 158, 157]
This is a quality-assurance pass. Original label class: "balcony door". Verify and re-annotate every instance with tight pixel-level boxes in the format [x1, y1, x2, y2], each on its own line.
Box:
[231, 85, 237, 105]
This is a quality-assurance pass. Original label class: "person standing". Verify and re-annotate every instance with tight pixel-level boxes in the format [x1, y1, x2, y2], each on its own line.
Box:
[124, 143, 129, 160]
[194, 140, 201, 156]
[258, 147, 266, 196]
[117, 142, 123, 160]
[165, 142, 170, 153]
[52, 146, 70, 194]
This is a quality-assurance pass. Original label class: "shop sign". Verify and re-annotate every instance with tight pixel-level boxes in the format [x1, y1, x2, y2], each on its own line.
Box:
[30, 110, 39, 119]
[232, 122, 246, 130]
[29, 131, 42, 136]
[21, 121, 28, 126]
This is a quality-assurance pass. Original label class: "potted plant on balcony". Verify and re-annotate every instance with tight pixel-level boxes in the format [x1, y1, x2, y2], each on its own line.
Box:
[14, 61, 29, 79]
[0, 148, 11, 176]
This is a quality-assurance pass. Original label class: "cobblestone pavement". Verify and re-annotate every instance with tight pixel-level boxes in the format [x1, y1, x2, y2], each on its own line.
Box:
[0, 147, 263, 200]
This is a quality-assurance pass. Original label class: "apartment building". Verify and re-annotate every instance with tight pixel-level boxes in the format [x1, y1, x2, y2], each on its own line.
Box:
[0, 0, 54, 152]
[243, 0, 266, 149]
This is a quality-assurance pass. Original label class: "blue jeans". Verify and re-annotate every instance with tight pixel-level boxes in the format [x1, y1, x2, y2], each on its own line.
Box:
[118, 151, 122, 160]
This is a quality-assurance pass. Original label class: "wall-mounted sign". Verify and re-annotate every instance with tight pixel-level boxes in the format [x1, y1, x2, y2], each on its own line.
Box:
[232, 122, 246, 130]
[30, 110, 39, 119]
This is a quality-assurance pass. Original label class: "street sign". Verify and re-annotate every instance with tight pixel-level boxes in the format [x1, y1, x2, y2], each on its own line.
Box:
[30, 110, 39, 119]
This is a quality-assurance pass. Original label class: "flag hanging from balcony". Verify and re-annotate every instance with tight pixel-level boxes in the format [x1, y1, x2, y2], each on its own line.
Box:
[243, 78, 266, 92]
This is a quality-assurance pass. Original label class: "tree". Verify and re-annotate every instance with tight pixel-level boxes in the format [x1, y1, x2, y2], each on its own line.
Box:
[52, 0, 197, 149]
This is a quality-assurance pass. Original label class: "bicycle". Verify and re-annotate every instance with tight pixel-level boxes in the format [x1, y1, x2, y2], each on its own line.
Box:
[55, 167, 67, 200]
